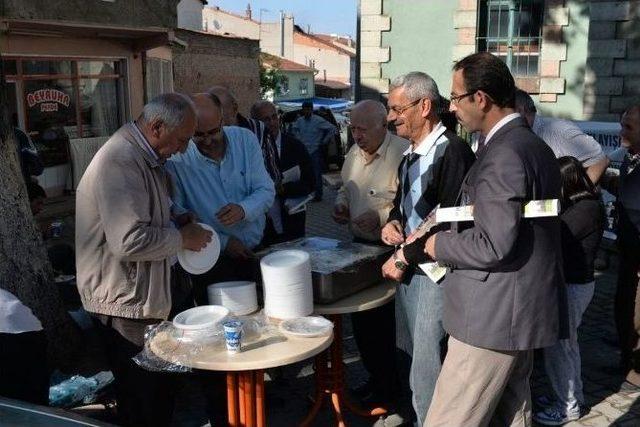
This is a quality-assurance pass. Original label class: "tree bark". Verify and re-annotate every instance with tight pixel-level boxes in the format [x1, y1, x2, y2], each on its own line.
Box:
[0, 53, 81, 368]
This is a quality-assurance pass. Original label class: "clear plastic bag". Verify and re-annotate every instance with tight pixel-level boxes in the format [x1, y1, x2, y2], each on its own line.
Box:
[133, 311, 277, 372]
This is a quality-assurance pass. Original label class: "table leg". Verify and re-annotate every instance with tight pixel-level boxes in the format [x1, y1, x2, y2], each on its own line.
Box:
[227, 372, 239, 427]
[255, 370, 266, 427]
[300, 314, 387, 426]
[299, 351, 328, 427]
[227, 370, 267, 427]
[244, 371, 256, 427]
[239, 371, 247, 425]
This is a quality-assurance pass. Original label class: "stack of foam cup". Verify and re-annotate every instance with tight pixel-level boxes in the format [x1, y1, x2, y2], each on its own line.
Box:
[207, 281, 258, 316]
[260, 250, 314, 319]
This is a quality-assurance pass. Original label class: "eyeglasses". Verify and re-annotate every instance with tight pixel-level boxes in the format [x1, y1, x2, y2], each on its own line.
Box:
[450, 91, 476, 104]
[192, 122, 223, 142]
[388, 98, 422, 115]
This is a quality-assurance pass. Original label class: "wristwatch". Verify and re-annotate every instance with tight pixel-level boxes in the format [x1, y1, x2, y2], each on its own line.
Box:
[393, 249, 407, 271]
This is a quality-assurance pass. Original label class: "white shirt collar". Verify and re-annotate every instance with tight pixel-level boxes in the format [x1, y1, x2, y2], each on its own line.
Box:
[484, 113, 521, 145]
[403, 121, 446, 156]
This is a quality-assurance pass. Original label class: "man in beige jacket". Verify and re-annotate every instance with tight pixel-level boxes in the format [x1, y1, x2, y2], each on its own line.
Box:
[332, 99, 409, 407]
[75, 93, 211, 427]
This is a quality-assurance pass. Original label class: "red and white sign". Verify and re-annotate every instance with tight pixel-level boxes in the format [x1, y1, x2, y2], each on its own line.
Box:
[26, 89, 70, 113]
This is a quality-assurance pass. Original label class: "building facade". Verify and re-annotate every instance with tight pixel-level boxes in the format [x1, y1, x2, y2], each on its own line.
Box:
[1, 0, 181, 195]
[201, 5, 355, 98]
[261, 53, 315, 102]
[359, 0, 640, 122]
[172, 29, 260, 113]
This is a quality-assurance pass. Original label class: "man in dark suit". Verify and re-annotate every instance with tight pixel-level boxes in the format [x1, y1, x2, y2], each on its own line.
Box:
[423, 52, 565, 426]
[251, 101, 315, 244]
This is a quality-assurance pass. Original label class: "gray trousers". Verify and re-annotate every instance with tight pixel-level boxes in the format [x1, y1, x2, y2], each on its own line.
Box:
[396, 272, 446, 426]
[543, 282, 595, 411]
[426, 337, 533, 427]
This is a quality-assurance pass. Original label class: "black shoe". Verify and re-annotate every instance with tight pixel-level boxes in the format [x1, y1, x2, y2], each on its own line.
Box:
[350, 379, 374, 398]
[359, 389, 396, 410]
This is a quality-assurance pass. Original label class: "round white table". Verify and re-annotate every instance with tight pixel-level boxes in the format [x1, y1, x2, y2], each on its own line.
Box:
[301, 280, 397, 427]
[152, 325, 333, 427]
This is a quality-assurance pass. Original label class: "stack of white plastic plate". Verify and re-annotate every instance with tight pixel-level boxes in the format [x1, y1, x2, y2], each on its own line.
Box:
[177, 223, 221, 275]
[207, 281, 258, 316]
[172, 305, 229, 343]
[260, 250, 313, 319]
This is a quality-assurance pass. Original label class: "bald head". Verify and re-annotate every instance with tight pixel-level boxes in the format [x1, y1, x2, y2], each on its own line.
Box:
[191, 93, 224, 151]
[207, 86, 238, 125]
[621, 104, 640, 150]
[251, 100, 280, 139]
[349, 100, 388, 154]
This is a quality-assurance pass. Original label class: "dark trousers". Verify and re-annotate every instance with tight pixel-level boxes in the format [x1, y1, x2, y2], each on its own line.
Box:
[309, 149, 324, 199]
[262, 211, 307, 247]
[350, 237, 397, 395]
[615, 242, 640, 372]
[0, 330, 49, 406]
[351, 300, 397, 394]
[93, 317, 177, 427]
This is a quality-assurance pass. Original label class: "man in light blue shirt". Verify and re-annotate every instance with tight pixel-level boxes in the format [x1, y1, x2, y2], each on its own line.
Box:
[166, 93, 275, 303]
[291, 101, 337, 201]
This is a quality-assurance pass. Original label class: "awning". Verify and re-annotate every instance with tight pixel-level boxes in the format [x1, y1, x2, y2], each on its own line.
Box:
[276, 97, 353, 113]
[0, 18, 186, 50]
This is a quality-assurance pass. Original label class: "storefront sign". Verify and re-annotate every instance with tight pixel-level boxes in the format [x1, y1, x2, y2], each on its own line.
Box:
[26, 89, 70, 113]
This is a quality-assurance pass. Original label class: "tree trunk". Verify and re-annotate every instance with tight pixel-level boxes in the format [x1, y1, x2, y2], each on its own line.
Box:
[0, 53, 81, 368]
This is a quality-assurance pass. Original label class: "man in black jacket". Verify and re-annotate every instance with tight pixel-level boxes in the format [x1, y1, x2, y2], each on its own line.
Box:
[251, 100, 315, 244]
[380, 72, 475, 426]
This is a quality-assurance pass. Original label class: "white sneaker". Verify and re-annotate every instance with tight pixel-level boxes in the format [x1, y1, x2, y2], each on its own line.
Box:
[533, 404, 581, 426]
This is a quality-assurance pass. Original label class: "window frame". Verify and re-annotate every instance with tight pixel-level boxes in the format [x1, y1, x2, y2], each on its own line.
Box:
[476, 0, 545, 77]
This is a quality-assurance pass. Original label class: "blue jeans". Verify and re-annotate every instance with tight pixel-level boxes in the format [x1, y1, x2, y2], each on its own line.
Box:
[309, 148, 324, 198]
[396, 272, 446, 427]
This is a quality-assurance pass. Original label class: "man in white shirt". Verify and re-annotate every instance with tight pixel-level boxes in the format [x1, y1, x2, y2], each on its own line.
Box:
[515, 89, 609, 183]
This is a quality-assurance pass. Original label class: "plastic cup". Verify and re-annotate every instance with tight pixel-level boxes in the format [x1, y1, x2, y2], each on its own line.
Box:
[223, 320, 243, 353]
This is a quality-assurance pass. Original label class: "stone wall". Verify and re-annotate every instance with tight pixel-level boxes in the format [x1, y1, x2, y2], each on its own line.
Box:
[2, 0, 180, 29]
[172, 29, 260, 115]
[584, 0, 640, 121]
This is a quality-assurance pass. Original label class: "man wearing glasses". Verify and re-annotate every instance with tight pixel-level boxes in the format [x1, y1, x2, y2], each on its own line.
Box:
[423, 52, 564, 426]
[379, 72, 475, 426]
[165, 92, 275, 304]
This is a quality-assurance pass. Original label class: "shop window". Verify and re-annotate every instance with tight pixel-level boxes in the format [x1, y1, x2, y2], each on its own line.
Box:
[5, 58, 126, 167]
[24, 79, 77, 166]
[477, 0, 544, 76]
[145, 57, 173, 101]
[3, 59, 17, 76]
[299, 78, 309, 95]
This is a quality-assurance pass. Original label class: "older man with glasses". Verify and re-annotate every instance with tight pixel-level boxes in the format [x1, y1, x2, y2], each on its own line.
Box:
[165, 93, 275, 304]
[379, 72, 475, 426]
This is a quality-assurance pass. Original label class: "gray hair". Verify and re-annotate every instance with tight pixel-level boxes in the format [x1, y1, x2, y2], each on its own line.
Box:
[138, 93, 196, 130]
[352, 99, 388, 127]
[250, 100, 276, 119]
[390, 71, 441, 112]
[514, 89, 537, 114]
